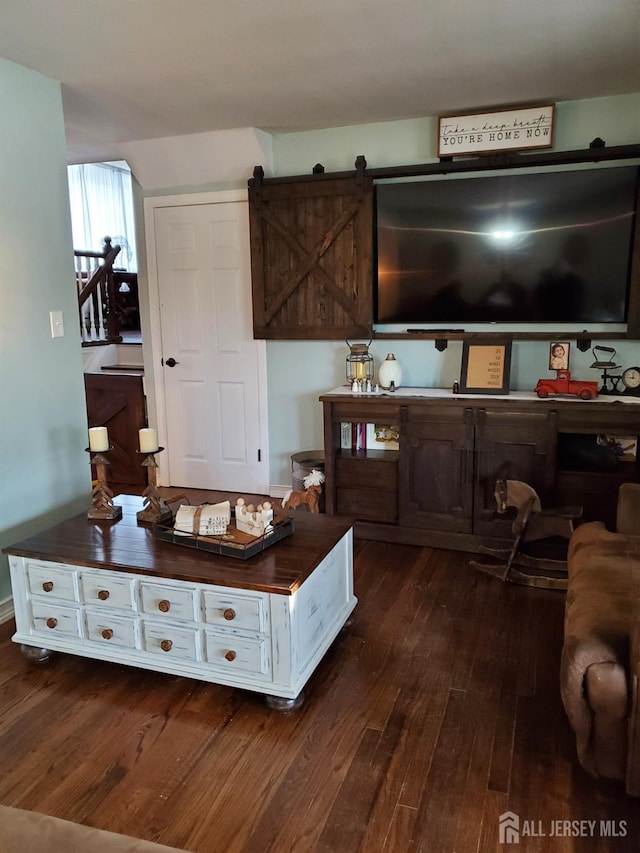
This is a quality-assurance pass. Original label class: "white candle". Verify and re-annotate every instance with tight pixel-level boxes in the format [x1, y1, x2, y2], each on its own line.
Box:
[139, 428, 159, 453]
[88, 426, 109, 452]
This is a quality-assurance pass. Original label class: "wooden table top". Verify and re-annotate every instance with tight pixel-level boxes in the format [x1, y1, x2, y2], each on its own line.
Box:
[3, 495, 353, 595]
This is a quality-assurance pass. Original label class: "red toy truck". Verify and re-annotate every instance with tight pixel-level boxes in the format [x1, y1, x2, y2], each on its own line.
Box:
[534, 370, 599, 400]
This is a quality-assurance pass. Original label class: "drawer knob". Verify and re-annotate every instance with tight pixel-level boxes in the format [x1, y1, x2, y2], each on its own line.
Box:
[225, 650, 237, 662]
[98, 589, 110, 601]
[46, 617, 57, 629]
[42, 582, 54, 593]
[160, 639, 173, 652]
[158, 599, 171, 613]
[101, 629, 113, 640]
[223, 608, 236, 621]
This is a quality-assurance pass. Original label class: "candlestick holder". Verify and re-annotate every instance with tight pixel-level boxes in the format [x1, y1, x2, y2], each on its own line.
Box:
[136, 448, 173, 525]
[86, 447, 122, 521]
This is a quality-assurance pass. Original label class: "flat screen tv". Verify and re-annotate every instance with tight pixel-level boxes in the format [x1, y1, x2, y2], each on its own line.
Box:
[375, 165, 639, 326]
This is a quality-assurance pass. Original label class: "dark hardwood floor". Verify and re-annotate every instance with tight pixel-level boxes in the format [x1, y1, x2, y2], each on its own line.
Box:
[1, 502, 638, 851]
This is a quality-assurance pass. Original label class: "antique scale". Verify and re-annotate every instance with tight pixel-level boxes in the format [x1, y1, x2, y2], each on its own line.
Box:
[590, 346, 640, 397]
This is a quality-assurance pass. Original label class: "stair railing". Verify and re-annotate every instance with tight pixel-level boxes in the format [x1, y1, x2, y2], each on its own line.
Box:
[75, 237, 122, 344]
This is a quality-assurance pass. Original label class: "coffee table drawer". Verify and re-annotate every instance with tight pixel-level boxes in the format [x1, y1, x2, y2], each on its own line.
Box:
[203, 590, 268, 633]
[85, 611, 137, 648]
[27, 563, 77, 602]
[142, 621, 198, 661]
[31, 601, 81, 637]
[140, 582, 197, 621]
[204, 632, 270, 676]
[81, 571, 136, 611]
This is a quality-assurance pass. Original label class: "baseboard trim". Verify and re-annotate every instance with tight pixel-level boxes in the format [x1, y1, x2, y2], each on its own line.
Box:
[269, 484, 290, 499]
[0, 597, 14, 625]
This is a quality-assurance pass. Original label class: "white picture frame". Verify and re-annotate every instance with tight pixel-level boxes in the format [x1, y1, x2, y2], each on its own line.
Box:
[366, 423, 400, 451]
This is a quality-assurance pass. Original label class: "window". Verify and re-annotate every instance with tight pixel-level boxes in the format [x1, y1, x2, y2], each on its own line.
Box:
[67, 161, 137, 271]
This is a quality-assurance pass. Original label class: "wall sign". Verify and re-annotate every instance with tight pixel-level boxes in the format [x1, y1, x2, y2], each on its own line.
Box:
[438, 105, 555, 157]
[460, 341, 512, 395]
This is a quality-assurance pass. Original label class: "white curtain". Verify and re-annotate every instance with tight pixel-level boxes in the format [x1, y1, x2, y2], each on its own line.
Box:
[67, 162, 137, 271]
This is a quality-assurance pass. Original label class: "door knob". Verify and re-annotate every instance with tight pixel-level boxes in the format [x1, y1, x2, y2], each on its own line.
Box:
[164, 357, 179, 367]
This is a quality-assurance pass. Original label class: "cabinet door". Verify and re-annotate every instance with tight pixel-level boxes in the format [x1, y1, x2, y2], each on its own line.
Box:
[473, 408, 556, 537]
[84, 373, 147, 486]
[399, 406, 474, 532]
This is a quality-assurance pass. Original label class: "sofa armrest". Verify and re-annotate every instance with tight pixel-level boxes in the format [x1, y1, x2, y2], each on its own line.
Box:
[616, 483, 640, 536]
[627, 616, 640, 796]
[0, 805, 187, 853]
[585, 662, 628, 780]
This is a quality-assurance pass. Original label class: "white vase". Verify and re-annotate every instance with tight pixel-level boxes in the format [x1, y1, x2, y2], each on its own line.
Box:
[378, 353, 402, 390]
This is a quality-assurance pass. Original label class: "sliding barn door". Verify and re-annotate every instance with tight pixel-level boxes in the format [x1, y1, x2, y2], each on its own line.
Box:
[249, 165, 374, 339]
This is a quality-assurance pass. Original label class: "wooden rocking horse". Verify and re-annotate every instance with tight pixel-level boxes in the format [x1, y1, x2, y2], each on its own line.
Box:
[469, 479, 582, 589]
[281, 484, 322, 513]
[281, 468, 325, 513]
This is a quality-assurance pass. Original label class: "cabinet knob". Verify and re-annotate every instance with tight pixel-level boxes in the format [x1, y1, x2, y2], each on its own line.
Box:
[223, 608, 236, 621]
[42, 581, 54, 593]
[101, 629, 113, 640]
[225, 650, 237, 662]
[98, 589, 110, 601]
[160, 639, 173, 652]
[46, 617, 57, 629]
[158, 599, 170, 612]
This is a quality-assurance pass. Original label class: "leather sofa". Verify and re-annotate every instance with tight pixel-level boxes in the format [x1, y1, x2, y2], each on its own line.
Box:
[560, 483, 640, 795]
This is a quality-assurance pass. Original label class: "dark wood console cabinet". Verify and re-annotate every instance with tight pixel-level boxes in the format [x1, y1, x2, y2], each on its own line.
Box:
[399, 404, 556, 540]
[321, 389, 640, 550]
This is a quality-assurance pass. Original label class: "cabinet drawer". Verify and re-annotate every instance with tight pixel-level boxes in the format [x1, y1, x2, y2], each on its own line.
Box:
[142, 621, 199, 661]
[81, 571, 135, 611]
[204, 632, 270, 676]
[27, 563, 77, 602]
[31, 602, 81, 637]
[337, 487, 398, 522]
[203, 591, 267, 633]
[336, 457, 398, 491]
[85, 611, 137, 648]
[140, 582, 197, 621]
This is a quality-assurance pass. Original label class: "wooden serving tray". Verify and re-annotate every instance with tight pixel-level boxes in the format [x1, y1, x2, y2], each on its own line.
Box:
[153, 512, 294, 560]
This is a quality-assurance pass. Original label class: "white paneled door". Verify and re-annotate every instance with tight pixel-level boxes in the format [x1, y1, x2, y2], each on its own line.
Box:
[153, 199, 268, 492]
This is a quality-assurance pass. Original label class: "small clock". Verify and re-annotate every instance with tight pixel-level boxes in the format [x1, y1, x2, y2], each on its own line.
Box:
[621, 366, 640, 396]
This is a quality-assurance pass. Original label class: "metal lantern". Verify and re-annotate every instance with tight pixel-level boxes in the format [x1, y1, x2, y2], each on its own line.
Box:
[346, 330, 374, 384]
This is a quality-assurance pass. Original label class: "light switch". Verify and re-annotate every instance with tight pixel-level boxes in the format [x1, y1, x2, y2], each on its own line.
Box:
[50, 311, 64, 338]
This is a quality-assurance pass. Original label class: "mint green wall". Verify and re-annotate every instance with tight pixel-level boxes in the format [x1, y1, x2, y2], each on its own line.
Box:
[0, 60, 90, 604]
[266, 94, 640, 484]
[272, 94, 640, 176]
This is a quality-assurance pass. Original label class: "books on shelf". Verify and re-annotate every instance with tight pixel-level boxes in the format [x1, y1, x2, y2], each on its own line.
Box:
[340, 423, 400, 451]
[340, 422, 352, 450]
[340, 422, 366, 451]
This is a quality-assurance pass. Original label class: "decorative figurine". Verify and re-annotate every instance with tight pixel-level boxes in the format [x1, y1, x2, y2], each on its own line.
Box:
[534, 370, 598, 400]
[235, 498, 274, 536]
[281, 468, 325, 513]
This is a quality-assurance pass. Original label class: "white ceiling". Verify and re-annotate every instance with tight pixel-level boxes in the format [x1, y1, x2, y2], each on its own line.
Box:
[1, 0, 638, 163]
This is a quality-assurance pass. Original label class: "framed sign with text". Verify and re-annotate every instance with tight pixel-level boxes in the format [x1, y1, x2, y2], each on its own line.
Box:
[438, 105, 554, 157]
[460, 341, 512, 395]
